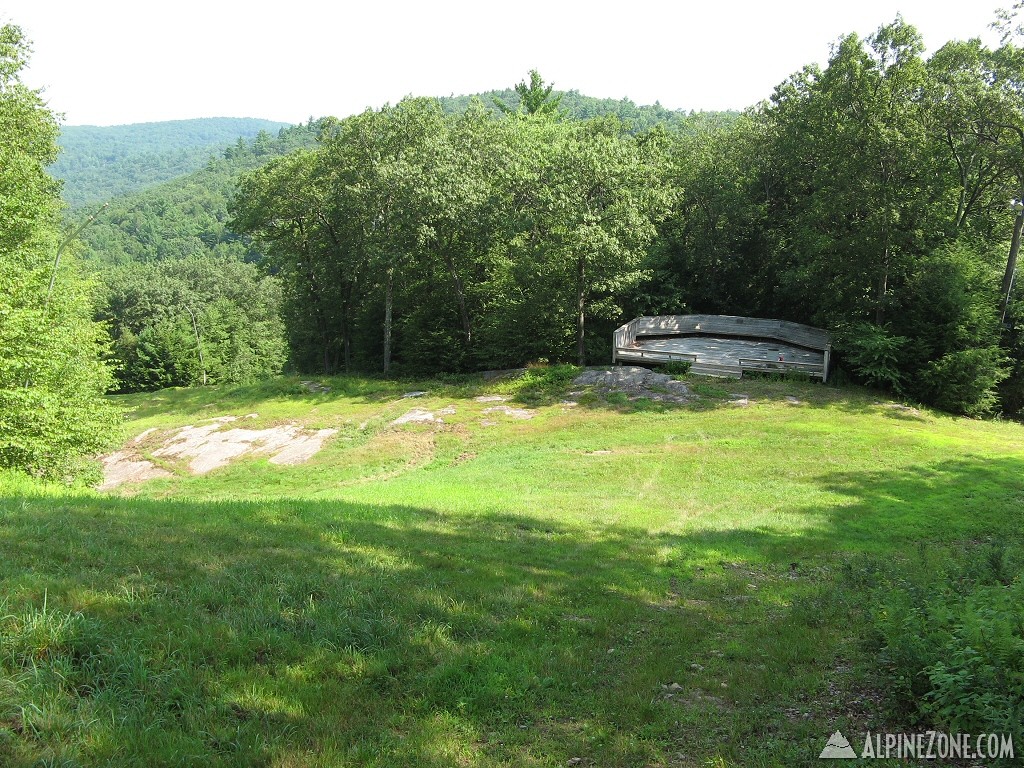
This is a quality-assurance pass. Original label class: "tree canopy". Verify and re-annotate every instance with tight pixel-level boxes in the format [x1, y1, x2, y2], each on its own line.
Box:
[15, 33, 1024, 430]
[0, 24, 119, 482]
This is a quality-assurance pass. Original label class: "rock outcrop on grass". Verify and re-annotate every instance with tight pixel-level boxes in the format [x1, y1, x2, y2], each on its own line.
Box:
[573, 366, 691, 402]
[100, 416, 338, 489]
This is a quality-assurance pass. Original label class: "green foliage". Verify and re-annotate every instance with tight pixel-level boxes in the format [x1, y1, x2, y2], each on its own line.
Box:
[921, 347, 1007, 416]
[0, 24, 120, 483]
[98, 256, 288, 392]
[865, 541, 1024, 760]
[493, 70, 566, 118]
[440, 88, 738, 134]
[73, 121, 321, 267]
[999, 305, 1024, 418]
[837, 323, 909, 391]
[504, 364, 581, 405]
[51, 117, 290, 206]
[232, 98, 672, 375]
[639, 115, 772, 317]
[659, 360, 691, 376]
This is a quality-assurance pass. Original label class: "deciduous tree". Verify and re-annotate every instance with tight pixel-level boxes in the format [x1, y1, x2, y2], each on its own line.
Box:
[0, 24, 119, 482]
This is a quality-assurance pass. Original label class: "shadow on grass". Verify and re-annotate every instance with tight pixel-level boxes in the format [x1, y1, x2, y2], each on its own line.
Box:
[0, 454, 1022, 766]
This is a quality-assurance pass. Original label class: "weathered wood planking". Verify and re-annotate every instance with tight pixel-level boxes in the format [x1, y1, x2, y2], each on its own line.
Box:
[613, 314, 832, 381]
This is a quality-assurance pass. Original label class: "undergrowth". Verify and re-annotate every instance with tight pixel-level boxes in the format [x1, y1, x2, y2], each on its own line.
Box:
[846, 539, 1024, 765]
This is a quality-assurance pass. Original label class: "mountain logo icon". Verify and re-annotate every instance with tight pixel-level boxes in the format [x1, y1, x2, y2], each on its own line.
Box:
[819, 730, 858, 758]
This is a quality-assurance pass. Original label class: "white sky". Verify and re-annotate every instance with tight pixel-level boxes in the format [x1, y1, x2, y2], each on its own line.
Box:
[1, 0, 1008, 127]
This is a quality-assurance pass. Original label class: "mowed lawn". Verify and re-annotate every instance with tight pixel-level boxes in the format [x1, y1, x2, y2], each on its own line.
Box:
[1, 370, 1022, 766]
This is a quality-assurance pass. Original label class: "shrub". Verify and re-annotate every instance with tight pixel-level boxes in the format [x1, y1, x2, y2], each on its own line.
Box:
[837, 323, 908, 392]
[921, 347, 1007, 417]
[863, 541, 1024, 762]
[507, 364, 580, 405]
[660, 360, 691, 376]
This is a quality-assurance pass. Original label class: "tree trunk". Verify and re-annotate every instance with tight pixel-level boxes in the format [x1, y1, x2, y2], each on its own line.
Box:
[1001, 206, 1024, 324]
[443, 251, 472, 345]
[577, 254, 586, 366]
[383, 267, 393, 374]
[874, 249, 889, 326]
[342, 295, 351, 374]
[296, 221, 332, 374]
[342, 275, 356, 373]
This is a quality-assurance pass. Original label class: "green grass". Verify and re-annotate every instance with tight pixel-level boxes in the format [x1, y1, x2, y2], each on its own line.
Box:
[1, 372, 1022, 766]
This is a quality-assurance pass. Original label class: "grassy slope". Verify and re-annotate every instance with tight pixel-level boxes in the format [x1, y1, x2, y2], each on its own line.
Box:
[1, 371, 1022, 766]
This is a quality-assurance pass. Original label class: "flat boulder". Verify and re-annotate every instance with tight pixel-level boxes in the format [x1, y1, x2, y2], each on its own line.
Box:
[392, 408, 438, 425]
[573, 366, 673, 391]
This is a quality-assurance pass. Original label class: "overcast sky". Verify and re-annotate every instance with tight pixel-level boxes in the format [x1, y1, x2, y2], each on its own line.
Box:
[1, 0, 1008, 127]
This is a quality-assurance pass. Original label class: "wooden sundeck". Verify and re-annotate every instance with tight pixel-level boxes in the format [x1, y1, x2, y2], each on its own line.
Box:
[613, 314, 831, 380]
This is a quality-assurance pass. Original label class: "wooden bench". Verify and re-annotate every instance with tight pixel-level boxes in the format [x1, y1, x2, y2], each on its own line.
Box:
[613, 314, 831, 381]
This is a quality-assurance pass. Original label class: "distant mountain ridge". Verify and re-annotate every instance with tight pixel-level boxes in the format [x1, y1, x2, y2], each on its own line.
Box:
[67, 92, 740, 265]
[75, 120, 322, 266]
[53, 93, 739, 209]
[52, 117, 291, 207]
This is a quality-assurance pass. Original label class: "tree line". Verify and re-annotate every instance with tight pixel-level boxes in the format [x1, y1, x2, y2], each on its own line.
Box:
[229, 19, 1024, 417]
[230, 92, 671, 375]
[4, 15, 1024, 483]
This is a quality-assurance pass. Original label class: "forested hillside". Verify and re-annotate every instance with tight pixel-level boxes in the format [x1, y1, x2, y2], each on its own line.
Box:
[51, 117, 290, 207]
[74, 123, 321, 392]
[77, 121, 320, 265]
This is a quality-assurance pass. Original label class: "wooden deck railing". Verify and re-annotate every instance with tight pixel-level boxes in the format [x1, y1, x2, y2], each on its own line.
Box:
[737, 358, 826, 379]
[614, 348, 698, 364]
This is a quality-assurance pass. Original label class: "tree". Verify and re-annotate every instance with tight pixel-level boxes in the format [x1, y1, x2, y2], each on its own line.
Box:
[0, 24, 119, 482]
[98, 256, 288, 392]
[641, 114, 773, 318]
[494, 70, 566, 118]
[485, 115, 672, 364]
[232, 149, 352, 373]
[762, 20, 940, 328]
